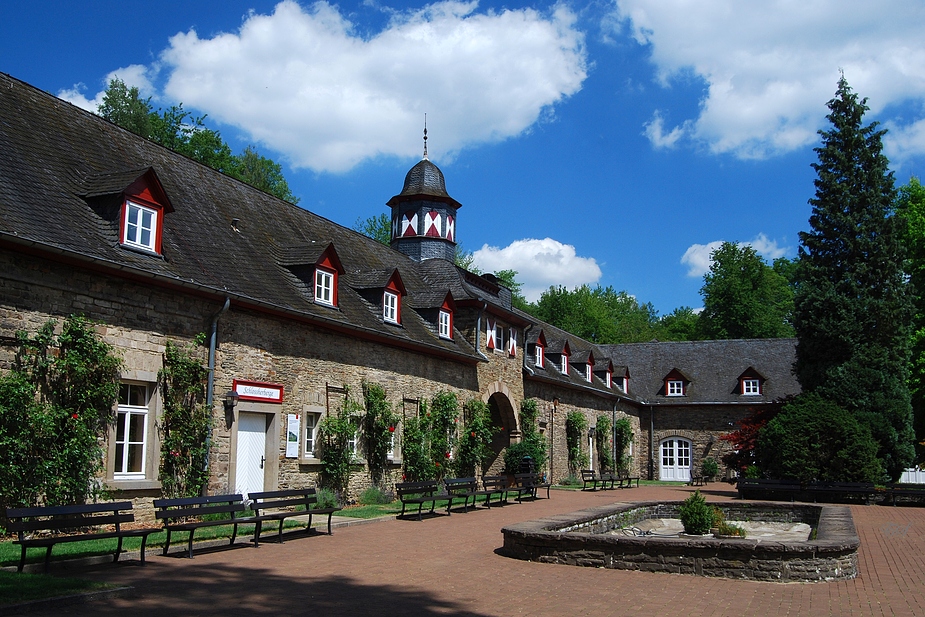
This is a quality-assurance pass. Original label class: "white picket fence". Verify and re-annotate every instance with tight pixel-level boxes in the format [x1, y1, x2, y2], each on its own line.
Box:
[898, 467, 925, 484]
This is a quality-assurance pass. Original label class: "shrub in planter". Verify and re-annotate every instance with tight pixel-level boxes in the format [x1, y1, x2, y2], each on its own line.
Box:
[678, 490, 713, 535]
[700, 457, 719, 479]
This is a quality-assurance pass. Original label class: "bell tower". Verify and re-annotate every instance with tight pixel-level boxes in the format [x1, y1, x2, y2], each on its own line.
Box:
[388, 125, 461, 262]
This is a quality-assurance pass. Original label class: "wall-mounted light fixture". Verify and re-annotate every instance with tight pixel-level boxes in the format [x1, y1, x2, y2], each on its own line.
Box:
[223, 390, 239, 423]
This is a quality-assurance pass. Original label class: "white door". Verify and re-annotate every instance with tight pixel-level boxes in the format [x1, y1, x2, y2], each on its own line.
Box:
[236, 412, 267, 499]
[660, 438, 692, 482]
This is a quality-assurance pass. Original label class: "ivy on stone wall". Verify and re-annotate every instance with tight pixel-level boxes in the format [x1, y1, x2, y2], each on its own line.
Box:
[362, 381, 400, 489]
[565, 410, 589, 475]
[595, 415, 614, 472]
[613, 417, 634, 475]
[400, 392, 460, 482]
[158, 337, 211, 498]
[454, 399, 496, 477]
[503, 399, 548, 474]
[0, 316, 121, 513]
[319, 388, 361, 501]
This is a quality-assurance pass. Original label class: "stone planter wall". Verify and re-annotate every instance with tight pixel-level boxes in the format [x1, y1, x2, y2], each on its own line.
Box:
[501, 501, 859, 582]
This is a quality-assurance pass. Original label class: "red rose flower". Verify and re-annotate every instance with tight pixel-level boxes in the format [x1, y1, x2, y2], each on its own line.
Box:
[71, 413, 79, 420]
[388, 426, 395, 433]
[470, 431, 476, 437]
[445, 452, 450, 458]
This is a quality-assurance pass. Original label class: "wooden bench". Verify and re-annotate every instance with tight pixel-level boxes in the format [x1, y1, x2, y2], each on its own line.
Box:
[808, 481, 878, 504]
[248, 488, 342, 546]
[882, 483, 925, 506]
[395, 480, 444, 520]
[689, 476, 706, 487]
[618, 474, 640, 488]
[475, 475, 511, 507]
[581, 470, 615, 490]
[736, 478, 803, 501]
[153, 493, 252, 558]
[5, 501, 155, 573]
[444, 477, 480, 513]
[517, 472, 552, 499]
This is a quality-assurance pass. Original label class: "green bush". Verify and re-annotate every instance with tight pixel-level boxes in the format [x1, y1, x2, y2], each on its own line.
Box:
[757, 393, 884, 482]
[678, 490, 713, 535]
[319, 391, 361, 501]
[314, 487, 339, 509]
[361, 381, 400, 489]
[565, 411, 589, 474]
[700, 457, 719, 478]
[503, 399, 547, 474]
[358, 486, 393, 505]
[595, 415, 614, 471]
[454, 399, 495, 477]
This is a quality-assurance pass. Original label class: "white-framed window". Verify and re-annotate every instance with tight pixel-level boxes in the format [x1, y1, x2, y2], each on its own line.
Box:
[315, 268, 335, 306]
[115, 383, 149, 478]
[560, 355, 569, 375]
[585, 363, 592, 382]
[742, 379, 761, 395]
[438, 309, 452, 339]
[667, 380, 684, 396]
[303, 413, 320, 458]
[622, 376, 629, 393]
[347, 429, 358, 455]
[383, 290, 399, 323]
[605, 371, 613, 388]
[535, 345, 544, 368]
[494, 324, 505, 353]
[122, 201, 158, 252]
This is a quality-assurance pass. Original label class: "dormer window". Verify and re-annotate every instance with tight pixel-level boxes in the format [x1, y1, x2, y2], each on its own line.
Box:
[585, 363, 592, 382]
[622, 376, 629, 392]
[560, 353, 569, 375]
[122, 201, 159, 252]
[606, 370, 613, 388]
[315, 268, 335, 306]
[535, 344, 544, 368]
[383, 290, 399, 324]
[742, 379, 760, 395]
[667, 380, 684, 396]
[438, 309, 452, 339]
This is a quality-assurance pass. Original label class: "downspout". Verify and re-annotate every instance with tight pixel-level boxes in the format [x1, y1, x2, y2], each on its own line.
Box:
[648, 403, 655, 481]
[612, 403, 617, 474]
[203, 296, 231, 494]
[475, 301, 489, 360]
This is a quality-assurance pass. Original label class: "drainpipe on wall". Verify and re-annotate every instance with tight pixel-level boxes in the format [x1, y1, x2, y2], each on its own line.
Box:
[475, 301, 489, 360]
[648, 403, 655, 481]
[612, 403, 617, 474]
[203, 296, 231, 495]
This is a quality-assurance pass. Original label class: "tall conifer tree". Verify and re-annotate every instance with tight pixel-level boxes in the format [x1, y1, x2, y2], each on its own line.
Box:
[793, 75, 914, 480]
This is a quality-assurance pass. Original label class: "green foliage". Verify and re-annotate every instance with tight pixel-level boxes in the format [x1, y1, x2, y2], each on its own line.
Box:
[401, 405, 432, 482]
[697, 242, 794, 339]
[358, 486, 394, 505]
[454, 399, 496, 477]
[533, 285, 662, 344]
[595, 415, 614, 471]
[613, 418, 633, 474]
[319, 391, 361, 501]
[757, 393, 884, 483]
[658, 307, 700, 342]
[565, 411, 589, 474]
[503, 399, 548, 473]
[158, 340, 211, 498]
[0, 316, 121, 511]
[361, 382, 400, 488]
[793, 76, 914, 480]
[98, 78, 299, 203]
[454, 243, 480, 273]
[352, 213, 392, 245]
[314, 487, 340, 509]
[678, 490, 713, 535]
[897, 176, 925, 463]
[400, 393, 460, 481]
[700, 457, 719, 478]
[491, 270, 530, 312]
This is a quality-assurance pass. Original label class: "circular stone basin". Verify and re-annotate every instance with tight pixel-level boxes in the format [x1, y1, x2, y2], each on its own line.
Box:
[501, 501, 859, 582]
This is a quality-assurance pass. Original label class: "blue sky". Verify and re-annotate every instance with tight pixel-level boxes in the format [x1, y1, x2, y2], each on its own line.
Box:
[3, 1, 925, 314]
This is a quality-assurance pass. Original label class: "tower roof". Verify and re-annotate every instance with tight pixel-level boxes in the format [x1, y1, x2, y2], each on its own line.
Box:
[387, 158, 461, 209]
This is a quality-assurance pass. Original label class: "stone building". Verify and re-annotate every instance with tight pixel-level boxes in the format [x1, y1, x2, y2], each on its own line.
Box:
[0, 72, 799, 515]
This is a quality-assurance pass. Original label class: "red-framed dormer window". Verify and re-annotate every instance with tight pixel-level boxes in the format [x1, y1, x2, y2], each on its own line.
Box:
[438, 292, 455, 340]
[585, 362, 592, 382]
[118, 170, 172, 255]
[534, 331, 546, 368]
[382, 269, 407, 325]
[312, 244, 345, 308]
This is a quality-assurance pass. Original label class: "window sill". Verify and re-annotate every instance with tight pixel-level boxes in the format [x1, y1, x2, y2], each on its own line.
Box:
[119, 243, 163, 258]
[106, 479, 162, 491]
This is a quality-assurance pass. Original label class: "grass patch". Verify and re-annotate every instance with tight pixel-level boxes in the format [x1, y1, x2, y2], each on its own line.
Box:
[0, 570, 114, 606]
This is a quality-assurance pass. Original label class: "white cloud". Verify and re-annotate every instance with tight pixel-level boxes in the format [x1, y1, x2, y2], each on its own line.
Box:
[472, 238, 602, 302]
[58, 65, 156, 113]
[614, 0, 925, 160]
[643, 110, 688, 148]
[681, 234, 790, 277]
[144, 0, 588, 173]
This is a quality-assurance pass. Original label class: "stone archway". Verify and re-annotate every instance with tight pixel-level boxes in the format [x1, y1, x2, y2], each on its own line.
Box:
[482, 382, 518, 474]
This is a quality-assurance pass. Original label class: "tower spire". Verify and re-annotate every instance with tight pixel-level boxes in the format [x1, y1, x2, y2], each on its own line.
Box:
[423, 113, 428, 160]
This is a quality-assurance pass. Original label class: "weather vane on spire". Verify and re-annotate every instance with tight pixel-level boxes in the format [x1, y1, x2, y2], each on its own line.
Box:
[423, 113, 428, 160]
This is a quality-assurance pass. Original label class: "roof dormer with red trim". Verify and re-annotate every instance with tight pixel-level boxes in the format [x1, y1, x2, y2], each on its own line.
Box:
[313, 243, 345, 308]
[663, 368, 690, 397]
[382, 269, 407, 325]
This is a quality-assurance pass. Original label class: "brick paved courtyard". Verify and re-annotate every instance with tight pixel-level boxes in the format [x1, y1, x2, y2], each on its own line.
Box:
[24, 484, 925, 616]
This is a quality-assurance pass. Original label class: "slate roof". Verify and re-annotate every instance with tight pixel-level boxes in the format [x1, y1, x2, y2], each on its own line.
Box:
[600, 339, 800, 404]
[0, 72, 485, 362]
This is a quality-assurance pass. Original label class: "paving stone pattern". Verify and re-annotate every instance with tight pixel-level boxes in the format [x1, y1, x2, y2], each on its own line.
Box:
[22, 484, 925, 617]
